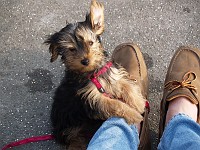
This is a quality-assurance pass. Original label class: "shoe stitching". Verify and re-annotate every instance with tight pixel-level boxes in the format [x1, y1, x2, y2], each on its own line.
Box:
[168, 48, 200, 76]
[113, 43, 142, 76]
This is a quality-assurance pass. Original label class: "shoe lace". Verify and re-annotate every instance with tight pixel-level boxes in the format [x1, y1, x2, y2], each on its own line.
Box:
[164, 71, 197, 93]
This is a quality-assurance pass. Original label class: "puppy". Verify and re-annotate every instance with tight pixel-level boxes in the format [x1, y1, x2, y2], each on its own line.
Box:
[45, 0, 146, 149]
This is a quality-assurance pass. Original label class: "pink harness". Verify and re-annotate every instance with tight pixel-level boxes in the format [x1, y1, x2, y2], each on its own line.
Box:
[88, 61, 113, 94]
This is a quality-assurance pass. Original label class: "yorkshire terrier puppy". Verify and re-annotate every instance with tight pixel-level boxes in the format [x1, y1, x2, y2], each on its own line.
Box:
[45, 0, 146, 149]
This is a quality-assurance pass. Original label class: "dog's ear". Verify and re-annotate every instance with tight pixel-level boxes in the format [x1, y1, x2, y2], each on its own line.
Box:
[90, 0, 104, 35]
[44, 36, 59, 63]
[49, 44, 59, 62]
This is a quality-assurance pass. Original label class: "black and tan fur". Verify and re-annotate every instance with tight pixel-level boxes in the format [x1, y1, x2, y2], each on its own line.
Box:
[45, 0, 146, 149]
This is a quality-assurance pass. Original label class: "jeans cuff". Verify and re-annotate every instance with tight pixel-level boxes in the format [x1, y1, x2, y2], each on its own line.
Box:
[160, 113, 194, 142]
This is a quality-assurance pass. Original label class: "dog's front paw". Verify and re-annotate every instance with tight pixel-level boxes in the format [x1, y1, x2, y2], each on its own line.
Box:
[124, 114, 143, 124]
[136, 104, 145, 115]
[120, 108, 143, 124]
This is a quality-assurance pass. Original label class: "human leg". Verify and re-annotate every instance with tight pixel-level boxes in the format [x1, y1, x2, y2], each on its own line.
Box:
[158, 46, 200, 150]
[165, 97, 197, 125]
[112, 43, 151, 150]
[158, 100, 200, 150]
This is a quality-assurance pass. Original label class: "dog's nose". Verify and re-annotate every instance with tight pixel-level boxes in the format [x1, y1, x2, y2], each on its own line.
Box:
[81, 58, 89, 66]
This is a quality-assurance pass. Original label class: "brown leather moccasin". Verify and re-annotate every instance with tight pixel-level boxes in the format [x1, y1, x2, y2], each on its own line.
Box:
[159, 46, 200, 139]
[112, 43, 151, 150]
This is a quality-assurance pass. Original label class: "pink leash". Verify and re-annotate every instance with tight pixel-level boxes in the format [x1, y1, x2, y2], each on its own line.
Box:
[2, 135, 54, 150]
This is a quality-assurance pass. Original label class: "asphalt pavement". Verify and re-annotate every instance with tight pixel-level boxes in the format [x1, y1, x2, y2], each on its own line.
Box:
[0, 0, 199, 149]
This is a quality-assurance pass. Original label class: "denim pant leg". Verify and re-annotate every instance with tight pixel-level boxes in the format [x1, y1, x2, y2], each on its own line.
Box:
[158, 113, 200, 150]
[87, 117, 139, 150]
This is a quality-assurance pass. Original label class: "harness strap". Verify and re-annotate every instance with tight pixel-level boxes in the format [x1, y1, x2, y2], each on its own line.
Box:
[88, 61, 150, 113]
[89, 62, 113, 94]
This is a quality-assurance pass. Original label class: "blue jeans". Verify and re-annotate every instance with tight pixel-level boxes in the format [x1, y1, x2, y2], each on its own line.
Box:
[87, 114, 200, 150]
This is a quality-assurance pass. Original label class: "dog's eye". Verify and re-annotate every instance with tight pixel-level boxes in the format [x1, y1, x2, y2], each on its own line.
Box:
[88, 41, 93, 46]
